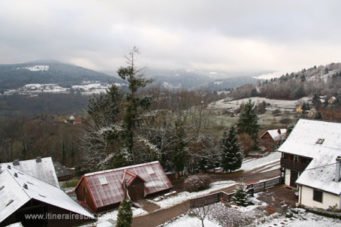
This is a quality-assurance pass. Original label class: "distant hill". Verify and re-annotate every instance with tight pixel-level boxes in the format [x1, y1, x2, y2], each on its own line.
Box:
[145, 69, 257, 90]
[0, 61, 124, 91]
[0, 61, 260, 116]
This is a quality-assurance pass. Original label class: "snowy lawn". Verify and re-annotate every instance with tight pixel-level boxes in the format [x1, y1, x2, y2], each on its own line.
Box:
[154, 180, 236, 208]
[94, 207, 147, 226]
[164, 215, 221, 227]
[241, 151, 281, 172]
[164, 195, 267, 227]
[257, 208, 341, 227]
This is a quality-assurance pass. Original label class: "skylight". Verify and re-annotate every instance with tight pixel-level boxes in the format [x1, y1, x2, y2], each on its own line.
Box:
[99, 176, 108, 185]
[146, 166, 155, 175]
[316, 138, 325, 145]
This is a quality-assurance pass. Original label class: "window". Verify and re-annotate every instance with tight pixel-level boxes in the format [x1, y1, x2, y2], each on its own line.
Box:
[313, 189, 323, 203]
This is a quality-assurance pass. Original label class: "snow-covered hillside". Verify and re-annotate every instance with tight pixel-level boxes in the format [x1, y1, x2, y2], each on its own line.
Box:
[208, 97, 311, 111]
[2, 82, 125, 96]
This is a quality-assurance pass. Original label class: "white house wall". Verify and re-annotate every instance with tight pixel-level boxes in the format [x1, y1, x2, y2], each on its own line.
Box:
[285, 169, 291, 186]
[299, 185, 340, 209]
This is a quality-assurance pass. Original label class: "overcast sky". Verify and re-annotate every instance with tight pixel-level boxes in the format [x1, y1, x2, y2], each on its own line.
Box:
[1, 0, 341, 75]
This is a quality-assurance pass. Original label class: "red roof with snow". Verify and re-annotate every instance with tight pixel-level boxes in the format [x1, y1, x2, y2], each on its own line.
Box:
[75, 161, 172, 211]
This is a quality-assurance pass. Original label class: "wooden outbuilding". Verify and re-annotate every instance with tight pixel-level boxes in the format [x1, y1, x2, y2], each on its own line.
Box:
[260, 129, 287, 152]
[75, 161, 172, 212]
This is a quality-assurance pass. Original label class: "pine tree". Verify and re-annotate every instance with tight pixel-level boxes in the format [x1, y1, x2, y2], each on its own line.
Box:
[221, 127, 243, 172]
[117, 47, 151, 164]
[81, 84, 124, 171]
[172, 119, 187, 174]
[116, 199, 133, 227]
[237, 100, 259, 148]
[232, 185, 251, 207]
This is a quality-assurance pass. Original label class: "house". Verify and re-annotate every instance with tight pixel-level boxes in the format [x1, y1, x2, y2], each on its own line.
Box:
[279, 119, 341, 209]
[0, 157, 59, 188]
[0, 165, 94, 227]
[260, 129, 287, 152]
[75, 161, 172, 212]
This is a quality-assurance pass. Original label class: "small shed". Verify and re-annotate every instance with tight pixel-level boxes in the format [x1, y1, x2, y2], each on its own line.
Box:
[53, 161, 75, 181]
[260, 129, 287, 152]
[75, 161, 172, 212]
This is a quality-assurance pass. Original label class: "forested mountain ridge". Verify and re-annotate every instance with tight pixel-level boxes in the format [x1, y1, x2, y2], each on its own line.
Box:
[232, 62, 341, 100]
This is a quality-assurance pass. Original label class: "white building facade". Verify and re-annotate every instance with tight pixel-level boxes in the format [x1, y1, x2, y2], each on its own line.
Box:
[279, 119, 341, 209]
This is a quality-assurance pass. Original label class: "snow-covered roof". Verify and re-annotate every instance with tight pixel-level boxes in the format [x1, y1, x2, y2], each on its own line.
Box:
[0, 157, 59, 188]
[278, 119, 341, 158]
[279, 119, 341, 194]
[296, 150, 341, 195]
[262, 129, 287, 141]
[0, 166, 94, 223]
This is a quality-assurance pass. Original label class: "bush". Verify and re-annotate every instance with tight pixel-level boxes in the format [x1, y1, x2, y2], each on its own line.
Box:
[272, 109, 281, 116]
[238, 133, 254, 156]
[279, 117, 292, 125]
[116, 199, 132, 227]
[184, 175, 211, 192]
[62, 178, 79, 188]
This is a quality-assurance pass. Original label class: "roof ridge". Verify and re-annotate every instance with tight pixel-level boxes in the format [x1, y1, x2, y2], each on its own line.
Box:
[84, 161, 160, 177]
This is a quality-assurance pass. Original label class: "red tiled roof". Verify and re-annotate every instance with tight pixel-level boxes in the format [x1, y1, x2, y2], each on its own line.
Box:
[76, 161, 172, 209]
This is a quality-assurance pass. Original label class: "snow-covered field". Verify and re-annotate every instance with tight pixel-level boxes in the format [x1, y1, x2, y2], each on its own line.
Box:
[208, 97, 310, 111]
[154, 180, 237, 208]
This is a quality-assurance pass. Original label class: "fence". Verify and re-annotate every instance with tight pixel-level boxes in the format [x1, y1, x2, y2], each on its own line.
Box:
[190, 192, 221, 208]
[189, 176, 282, 208]
[250, 176, 283, 193]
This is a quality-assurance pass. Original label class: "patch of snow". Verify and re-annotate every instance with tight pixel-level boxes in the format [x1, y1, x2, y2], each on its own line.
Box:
[96, 207, 147, 225]
[162, 82, 182, 90]
[254, 71, 286, 80]
[72, 83, 112, 95]
[23, 65, 49, 72]
[213, 80, 223, 85]
[241, 152, 281, 172]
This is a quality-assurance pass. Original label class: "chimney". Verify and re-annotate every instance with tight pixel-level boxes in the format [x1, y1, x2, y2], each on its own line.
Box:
[36, 157, 42, 163]
[13, 159, 20, 166]
[277, 129, 281, 134]
[336, 156, 341, 182]
[23, 184, 28, 189]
